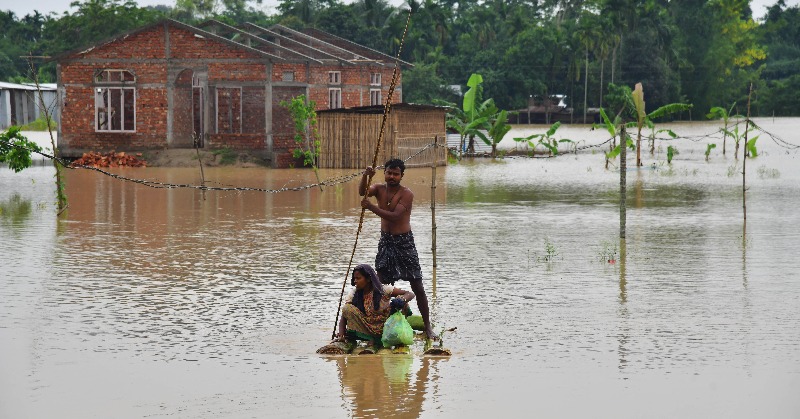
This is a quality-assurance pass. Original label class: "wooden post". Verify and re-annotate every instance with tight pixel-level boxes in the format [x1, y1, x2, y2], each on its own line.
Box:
[620, 125, 627, 239]
[431, 139, 438, 292]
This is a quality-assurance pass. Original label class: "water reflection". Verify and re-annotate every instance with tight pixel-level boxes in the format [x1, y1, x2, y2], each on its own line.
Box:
[2, 119, 800, 417]
[0, 193, 32, 225]
[329, 356, 442, 418]
[618, 238, 629, 372]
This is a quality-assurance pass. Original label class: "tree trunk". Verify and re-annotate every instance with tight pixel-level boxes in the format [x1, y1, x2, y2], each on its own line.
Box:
[636, 127, 642, 167]
[611, 43, 617, 84]
[599, 59, 604, 110]
[583, 47, 589, 124]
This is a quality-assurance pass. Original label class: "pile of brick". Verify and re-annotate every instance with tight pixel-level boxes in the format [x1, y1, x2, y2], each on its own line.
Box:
[70, 151, 147, 168]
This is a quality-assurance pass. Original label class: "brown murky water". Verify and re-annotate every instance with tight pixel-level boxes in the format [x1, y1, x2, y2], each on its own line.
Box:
[2, 118, 800, 418]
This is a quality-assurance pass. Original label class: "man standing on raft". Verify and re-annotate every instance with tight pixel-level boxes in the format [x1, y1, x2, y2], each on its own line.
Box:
[360, 158, 438, 340]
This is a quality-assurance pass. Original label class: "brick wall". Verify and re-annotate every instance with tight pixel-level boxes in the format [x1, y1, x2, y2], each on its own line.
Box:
[57, 21, 404, 161]
[271, 85, 306, 167]
[272, 63, 308, 83]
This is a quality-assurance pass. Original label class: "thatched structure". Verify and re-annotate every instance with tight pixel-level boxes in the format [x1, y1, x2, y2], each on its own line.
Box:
[317, 103, 447, 169]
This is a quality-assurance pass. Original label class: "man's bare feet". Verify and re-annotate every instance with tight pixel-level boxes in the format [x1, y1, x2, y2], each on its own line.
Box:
[425, 327, 440, 341]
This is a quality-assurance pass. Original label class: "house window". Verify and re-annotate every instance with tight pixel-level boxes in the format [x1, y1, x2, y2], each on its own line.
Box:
[370, 73, 381, 86]
[370, 89, 382, 106]
[282, 71, 295, 82]
[328, 71, 341, 84]
[94, 69, 136, 132]
[329, 88, 342, 109]
[216, 87, 242, 133]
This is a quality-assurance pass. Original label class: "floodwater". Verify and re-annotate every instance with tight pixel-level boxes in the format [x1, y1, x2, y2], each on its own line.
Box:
[2, 118, 800, 418]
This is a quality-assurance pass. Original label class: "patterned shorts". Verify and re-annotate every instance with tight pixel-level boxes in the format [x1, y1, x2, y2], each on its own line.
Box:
[375, 231, 423, 284]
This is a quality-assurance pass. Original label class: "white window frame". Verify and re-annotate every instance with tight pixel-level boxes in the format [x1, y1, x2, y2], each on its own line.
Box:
[215, 87, 243, 134]
[329, 88, 342, 109]
[328, 71, 341, 85]
[370, 73, 381, 86]
[94, 69, 136, 132]
[282, 71, 295, 82]
[370, 89, 382, 106]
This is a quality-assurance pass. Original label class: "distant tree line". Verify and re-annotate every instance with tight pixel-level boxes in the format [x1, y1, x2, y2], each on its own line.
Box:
[1, 0, 799, 118]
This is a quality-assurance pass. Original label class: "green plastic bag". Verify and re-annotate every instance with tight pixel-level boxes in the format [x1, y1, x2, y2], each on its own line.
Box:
[381, 311, 414, 347]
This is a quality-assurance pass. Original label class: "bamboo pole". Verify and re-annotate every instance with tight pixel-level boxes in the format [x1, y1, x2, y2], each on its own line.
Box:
[431, 141, 438, 291]
[743, 83, 753, 224]
[620, 125, 627, 239]
[331, 10, 412, 340]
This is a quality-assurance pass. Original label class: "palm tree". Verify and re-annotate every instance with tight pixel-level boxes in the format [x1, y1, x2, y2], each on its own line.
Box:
[574, 13, 601, 123]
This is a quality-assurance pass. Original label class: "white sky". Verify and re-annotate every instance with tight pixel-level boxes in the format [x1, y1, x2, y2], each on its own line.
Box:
[1, 0, 797, 21]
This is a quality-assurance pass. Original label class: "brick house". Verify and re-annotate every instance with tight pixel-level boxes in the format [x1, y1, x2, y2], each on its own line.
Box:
[53, 19, 409, 167]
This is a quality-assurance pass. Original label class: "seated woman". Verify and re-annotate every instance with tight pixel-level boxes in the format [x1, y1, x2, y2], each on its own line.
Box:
[335, 264, 415, 350]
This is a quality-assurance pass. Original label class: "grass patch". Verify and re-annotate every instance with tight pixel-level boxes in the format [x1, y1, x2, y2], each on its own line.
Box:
[757, 165, 780, 179]
[211, 147, 238, 165]
[17, 116, 57, 131]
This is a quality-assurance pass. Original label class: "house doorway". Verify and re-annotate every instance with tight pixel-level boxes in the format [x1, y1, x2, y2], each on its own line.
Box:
[173, 69, 206, 148]
[192, 74, 205, 148]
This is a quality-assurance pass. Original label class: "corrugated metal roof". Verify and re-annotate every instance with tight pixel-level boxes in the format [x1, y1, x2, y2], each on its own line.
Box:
[0, 81, 56, 91]
[317, 103, 448, 114]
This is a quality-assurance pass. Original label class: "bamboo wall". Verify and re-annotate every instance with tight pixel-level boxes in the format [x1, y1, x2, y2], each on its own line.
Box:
[317, 107, 447, 169]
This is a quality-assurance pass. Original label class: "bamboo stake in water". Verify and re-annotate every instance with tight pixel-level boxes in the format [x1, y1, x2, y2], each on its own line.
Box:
[619, 125, 627, 239]
[430, 143, 437, 293]
[743, 83, 753, 224]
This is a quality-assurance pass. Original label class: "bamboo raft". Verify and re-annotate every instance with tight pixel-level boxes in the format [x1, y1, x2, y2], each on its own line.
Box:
[316, 315, 453, 356]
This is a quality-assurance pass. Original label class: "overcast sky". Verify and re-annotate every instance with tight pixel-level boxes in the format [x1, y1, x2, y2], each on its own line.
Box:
[1, 0, 797, 21]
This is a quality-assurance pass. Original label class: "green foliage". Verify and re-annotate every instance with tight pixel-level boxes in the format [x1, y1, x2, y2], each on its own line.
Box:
[598, 240, 618, 262]
[0, 193, 33, 224]
[721, 121, 758, 160]
[707, 102, 739, 154]
[402, 63, 458, 104]
[538, 237, 558, 263]
[705, 143, 716, 161]
[757, 74, 800, 116]
[443, 73, 510, 156]
[463, 73, 484, 121]
[280, 94, 320, 168]
[603, 83, 634, 120]
[514, 121, 571, 156]
[667, 145, 676, 164]
[605, 136, 635, 160]
[755, 2, 800, 115]
[211, 147, 237, 165]
[18, 116, 57, 131]
[486, 110, 511, 158]
[0, 127, 43, 172]
[0, 0, 795, 118]
[745, 136, 759, 158]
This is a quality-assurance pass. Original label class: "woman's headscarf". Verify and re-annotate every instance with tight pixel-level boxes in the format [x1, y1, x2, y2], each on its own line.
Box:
[351, 264, 385, 314]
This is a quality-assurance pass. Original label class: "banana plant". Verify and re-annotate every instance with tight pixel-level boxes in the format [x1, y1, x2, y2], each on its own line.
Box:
[722, 120, 759, 160]
[440, 73, 497, 156]
[513, 121, 571, 156]
[592, 108, 631, 168]
[707, 102, 741, 156]
[745, 136, 759, 158]
[626, 83, 692, 166]
[667, 145, 676, 164]
[485, 109, 512, 158]
[705, 143, 717, 161]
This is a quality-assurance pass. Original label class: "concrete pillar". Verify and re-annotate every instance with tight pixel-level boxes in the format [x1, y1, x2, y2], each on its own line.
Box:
[265, 61, 273, 160]
[165, 23, 173, 146]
